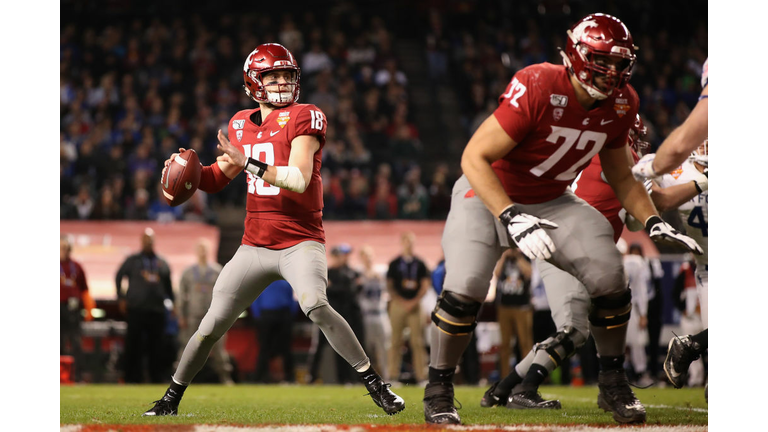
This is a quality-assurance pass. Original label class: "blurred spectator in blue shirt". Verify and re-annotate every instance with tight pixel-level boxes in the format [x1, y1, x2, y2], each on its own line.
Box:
[250, 280, 299, 383]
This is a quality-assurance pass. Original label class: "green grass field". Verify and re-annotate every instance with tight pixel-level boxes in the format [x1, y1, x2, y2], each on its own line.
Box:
[60, 383, 707, 428]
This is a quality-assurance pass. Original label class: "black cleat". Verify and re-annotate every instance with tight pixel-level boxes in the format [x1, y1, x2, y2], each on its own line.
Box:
[480, 382, 508, 408]
[664, 335, 702, 389]
[364, 378, 405, 415]
[597, 369, 646, 424]
[424, 382, 461, 425]
[506, 390, 562, 409]
[142, 396, 179, 416]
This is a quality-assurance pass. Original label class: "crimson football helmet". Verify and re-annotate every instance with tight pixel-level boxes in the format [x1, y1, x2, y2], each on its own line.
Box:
[243, 43, 301, 106]
[628, 114, 650, 157]
[561, 13, 637, 100]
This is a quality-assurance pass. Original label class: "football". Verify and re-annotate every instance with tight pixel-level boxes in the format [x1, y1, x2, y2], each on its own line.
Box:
[161, 149, 202, 207]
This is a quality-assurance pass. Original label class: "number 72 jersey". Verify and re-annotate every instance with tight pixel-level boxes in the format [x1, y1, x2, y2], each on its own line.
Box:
[227, 103, 327, 249]
[656, 161, 708, 265]
[491, 63, 639, 204]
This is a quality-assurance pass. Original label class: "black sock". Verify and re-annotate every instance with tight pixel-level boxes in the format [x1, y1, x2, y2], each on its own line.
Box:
[165, 380, 187, 402]
[495, 368, 522, 396]
[599, 355, 625, 372]
[518, 364, 548, 393]
[357, 365, 380, 385]
[429, 367, 455, 384]
[691, 329, 708, 352]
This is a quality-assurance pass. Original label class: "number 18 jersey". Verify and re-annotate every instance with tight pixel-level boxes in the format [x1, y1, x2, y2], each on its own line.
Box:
[492, 63, 639, 204]
[227, 103, 327, 249]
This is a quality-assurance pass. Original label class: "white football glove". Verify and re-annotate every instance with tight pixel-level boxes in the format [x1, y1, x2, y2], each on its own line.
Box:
[645, 215, 703, 255]
[632, 154, 659, 181]
[499, 205, 558, 260]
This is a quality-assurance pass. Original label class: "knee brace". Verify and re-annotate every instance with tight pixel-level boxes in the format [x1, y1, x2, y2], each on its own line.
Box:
[431, 290, 482, 336]
[534, 326, 586, 367]
[589, 288, 632, 329]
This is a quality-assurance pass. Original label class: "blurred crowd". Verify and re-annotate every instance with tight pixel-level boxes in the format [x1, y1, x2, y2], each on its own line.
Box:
[60, 5, 439, 222]
[422, 1, 707, 146]
[60, 1, 706, 222]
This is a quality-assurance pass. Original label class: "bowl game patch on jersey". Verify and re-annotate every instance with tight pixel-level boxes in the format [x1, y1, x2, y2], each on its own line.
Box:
[277, 111, 291, 128]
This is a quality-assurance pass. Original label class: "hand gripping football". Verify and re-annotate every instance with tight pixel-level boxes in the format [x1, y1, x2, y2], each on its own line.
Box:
[161, 149, 201, 207]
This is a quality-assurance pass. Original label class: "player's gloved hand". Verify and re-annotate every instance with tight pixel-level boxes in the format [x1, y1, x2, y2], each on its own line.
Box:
[499, 205, 558, 260]
[645, 215, 703, 255]
[632, 154, 658, 181]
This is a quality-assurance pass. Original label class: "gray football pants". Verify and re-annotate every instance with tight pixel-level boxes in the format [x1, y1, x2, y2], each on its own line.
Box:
[433, 175, 626, 369]
[174, 241, 369, 385]
[442, 175, 625, 302]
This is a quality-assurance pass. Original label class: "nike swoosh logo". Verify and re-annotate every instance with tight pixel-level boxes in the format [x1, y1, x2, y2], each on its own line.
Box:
[601, 119, 613, 125]
[270, 130, 279, 136]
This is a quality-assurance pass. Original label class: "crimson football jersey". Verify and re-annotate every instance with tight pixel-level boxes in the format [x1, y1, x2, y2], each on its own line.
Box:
[227, 103, 327, 249]
[492, 63, 639, 204]
[571, 148, 640, 242]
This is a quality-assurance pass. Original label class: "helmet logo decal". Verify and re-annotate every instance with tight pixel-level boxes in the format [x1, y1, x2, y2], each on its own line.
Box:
[571, 20, 598, 42]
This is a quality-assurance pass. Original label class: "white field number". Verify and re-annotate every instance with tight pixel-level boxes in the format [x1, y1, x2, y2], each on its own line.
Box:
[530, 126, 607, 181]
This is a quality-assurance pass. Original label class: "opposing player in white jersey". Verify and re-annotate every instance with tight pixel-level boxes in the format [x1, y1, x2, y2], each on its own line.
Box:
[423, 14, 702, 426]
[654, 140, 708, 389]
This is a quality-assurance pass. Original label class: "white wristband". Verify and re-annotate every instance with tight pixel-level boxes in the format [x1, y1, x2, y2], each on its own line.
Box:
[274, 166, 307, 193]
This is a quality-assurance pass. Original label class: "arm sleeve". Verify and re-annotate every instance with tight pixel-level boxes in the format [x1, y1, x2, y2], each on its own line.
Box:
[199, 162, 233, 193]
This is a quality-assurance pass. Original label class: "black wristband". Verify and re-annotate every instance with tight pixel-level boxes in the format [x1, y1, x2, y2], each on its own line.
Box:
[498, 205, 520, 226]
[644, 215, 663, 233]
[693, 180, 703, 194]
[244, 157, 268, 177]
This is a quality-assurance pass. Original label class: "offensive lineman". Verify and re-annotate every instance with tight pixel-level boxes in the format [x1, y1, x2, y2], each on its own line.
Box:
[144, 43, 404, 416]
[479, 116, 650, 413]
[423, 14, 702, 425]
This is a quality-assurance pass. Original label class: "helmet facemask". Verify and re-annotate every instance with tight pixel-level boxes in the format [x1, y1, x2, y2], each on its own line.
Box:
[249, 69, 299, 107]
[629, 114, 650, 157]
[567, 41, 635, 99]
[689, 139, 708, 167]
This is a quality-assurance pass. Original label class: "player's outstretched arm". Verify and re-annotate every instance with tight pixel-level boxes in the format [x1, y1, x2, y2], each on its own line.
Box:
[601, 145, 658, 223]
[602, 146, 702, 255]
[633, 86, 708, 180]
